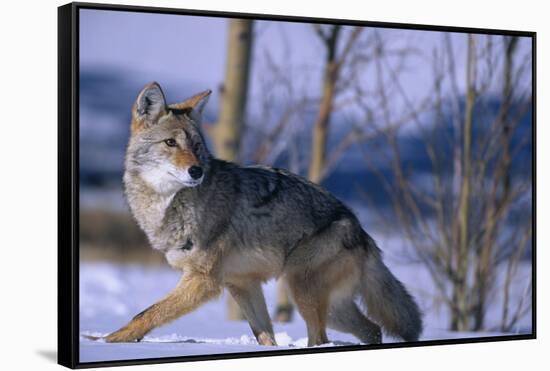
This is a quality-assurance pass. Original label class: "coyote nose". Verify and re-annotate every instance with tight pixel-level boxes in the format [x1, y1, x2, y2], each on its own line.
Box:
[188, 166, 203, 180]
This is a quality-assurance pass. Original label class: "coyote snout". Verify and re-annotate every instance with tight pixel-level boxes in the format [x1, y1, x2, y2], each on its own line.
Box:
[168, 164, 204, 188]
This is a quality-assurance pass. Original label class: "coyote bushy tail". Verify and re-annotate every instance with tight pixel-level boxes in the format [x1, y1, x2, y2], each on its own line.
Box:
[360, 235, 423, 341]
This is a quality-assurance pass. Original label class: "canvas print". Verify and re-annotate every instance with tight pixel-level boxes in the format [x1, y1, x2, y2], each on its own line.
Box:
[75, 6, 534, 365]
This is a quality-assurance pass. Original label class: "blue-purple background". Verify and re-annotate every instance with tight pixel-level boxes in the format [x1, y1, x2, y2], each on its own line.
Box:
[78, 8, 533, 363]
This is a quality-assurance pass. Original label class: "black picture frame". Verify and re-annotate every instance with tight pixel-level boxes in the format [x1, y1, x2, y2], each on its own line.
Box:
[58, 2, 536, 368]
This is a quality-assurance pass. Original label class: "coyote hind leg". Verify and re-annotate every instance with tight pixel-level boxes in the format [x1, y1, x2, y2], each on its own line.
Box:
[285, 273, 329, 346]
[328, 298, 382, 344]
[226, 280, 277, 346]
[285, 245, 363, 347]
[104, 272, 221, 343]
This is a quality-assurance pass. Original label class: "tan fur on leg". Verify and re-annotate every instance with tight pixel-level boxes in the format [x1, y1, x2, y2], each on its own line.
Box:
[104, 272, 221, 343]
[285, 273, 329, 346]
[285, 250, 360, 346]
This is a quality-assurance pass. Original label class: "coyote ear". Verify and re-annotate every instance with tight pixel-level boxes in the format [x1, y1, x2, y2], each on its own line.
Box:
[133, 82, 167, 128]
[169, 90, 211, 123]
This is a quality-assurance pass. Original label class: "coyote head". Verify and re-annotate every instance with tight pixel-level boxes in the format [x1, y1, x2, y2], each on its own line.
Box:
[125, 82, 212, 195]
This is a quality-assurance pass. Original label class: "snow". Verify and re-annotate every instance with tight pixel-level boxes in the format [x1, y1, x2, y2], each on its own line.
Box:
[79, 259, 531, 363]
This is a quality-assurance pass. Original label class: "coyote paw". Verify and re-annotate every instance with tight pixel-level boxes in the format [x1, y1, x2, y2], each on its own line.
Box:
[257, 332, 277, 346]
[104, 328, 144, 343]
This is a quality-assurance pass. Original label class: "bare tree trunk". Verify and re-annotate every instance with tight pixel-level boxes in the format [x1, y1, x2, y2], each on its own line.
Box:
[451, 34, 476, 332]
[472, 36, 518, 331]
[215, 19, 254, 321]
[214, 19, 254, 162]
[274, 280, 294, 322]
[500, 220, 531, 332]
[308, 26, 341, 183]
[275, 26, 343, 321]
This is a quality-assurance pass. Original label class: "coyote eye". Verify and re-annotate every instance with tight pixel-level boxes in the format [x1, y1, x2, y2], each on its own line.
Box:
[193, 142, 201, 152]
[164, 138, 177, 147]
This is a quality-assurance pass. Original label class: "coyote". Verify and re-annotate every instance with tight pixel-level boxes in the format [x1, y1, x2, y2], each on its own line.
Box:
[98, 82, 422, 347]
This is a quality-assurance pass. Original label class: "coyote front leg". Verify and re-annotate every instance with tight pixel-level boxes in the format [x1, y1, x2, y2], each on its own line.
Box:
[104, 272, 221, 343]
[226, 281, 277, 346]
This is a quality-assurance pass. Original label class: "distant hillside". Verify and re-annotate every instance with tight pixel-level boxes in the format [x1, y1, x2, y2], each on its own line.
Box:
[79, 67, 533, 215]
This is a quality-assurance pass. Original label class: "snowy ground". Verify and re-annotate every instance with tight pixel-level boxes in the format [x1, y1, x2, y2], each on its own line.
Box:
[79, 254, 532, 363]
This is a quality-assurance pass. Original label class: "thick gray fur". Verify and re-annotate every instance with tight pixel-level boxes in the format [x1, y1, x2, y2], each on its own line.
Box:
[122, 82, 423, 344]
